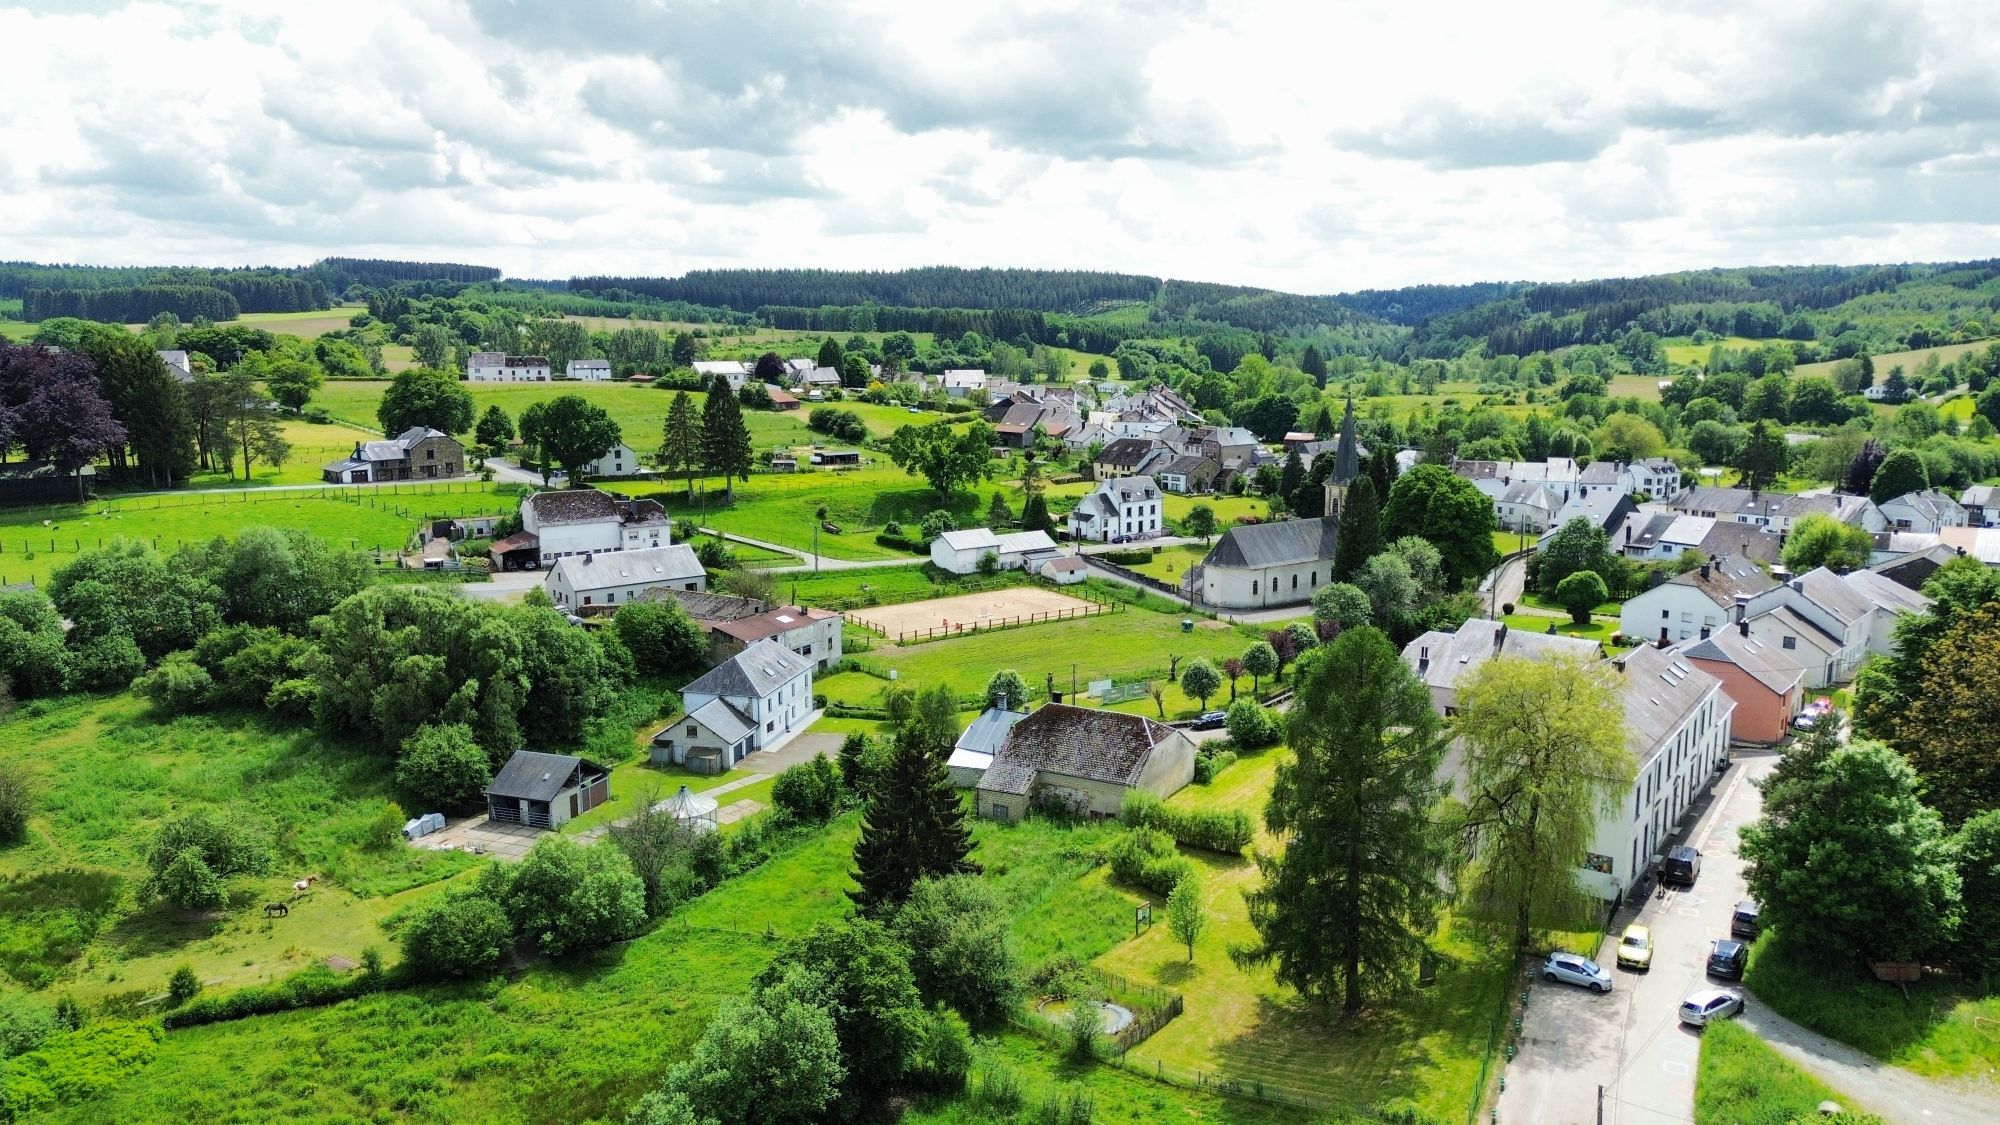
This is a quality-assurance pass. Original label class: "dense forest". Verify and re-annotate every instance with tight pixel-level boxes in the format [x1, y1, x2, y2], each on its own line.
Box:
[8, 265, 331, 323]
[569, 266, 1162, 314]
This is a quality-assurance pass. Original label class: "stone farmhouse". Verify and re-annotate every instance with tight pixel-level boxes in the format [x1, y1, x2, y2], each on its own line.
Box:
[321, 427, 464, 484]
[488, 489, 671, 569]
[467, 352, 552, 382]
[973, 704, 1195, 822]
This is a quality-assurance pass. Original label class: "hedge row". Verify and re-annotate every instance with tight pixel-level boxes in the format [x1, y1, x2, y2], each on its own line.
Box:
[161, 964, 386, 1029]
[1192, 748, 1237, 785]
[874, 533, 929, 553]
[1120, 790, 1253, 854]
[1096, 547, 1155, 566]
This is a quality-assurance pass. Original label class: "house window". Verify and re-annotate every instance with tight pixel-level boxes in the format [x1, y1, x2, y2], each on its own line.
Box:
[1251, 580, 1259, 595]
[583, 596, 592, 605]
[687, 724, 696, 737]
[1782, 636, 1796, 650]
[991, 803, 1010, 819]
[426, 449, 436, 460]
[1291, 574, 1298, 590]
[766, 720, 775, 732]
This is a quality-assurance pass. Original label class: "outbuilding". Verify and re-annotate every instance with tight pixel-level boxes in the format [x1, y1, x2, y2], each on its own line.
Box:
[484, 750, 611, 830]
[929, 528, 1059, 575]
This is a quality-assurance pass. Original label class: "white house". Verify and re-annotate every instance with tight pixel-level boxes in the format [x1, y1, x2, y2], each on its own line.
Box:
[544, 543, 706, 609]
[157, 349, 194, 383]
[1619, 555, 1778, 647]
[1455, 458, 1582, 505]
[929, 528, 1060, 575]
[1066, 476, 1162, 543]
[1616, 513, 1714, 560]
[518, 489, 671, 565]
[1040, 555, 1088, 585]
[946, 703, 1029, 788]
[1495, 481, 1565, 533]
[651, 640, 814, 774]
[1740, 566, 1928, 686]
[1878, 489, 1968, 533]
[1624, 458, 1681, 499]
[941, 369, 988, 397]
[1588, 645, 1733, 899]
[1402, 618, 1601, 714]
[1959, 485, 2000, 528]
[1197, 517, 1339, 609]
[692, 360, 750, 391]
[468, 352, 552, 382]
[566, 359, 612, 381]
[578, 442, 643, 479]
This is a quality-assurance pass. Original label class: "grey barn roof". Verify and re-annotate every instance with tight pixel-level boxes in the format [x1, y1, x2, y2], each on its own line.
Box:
[984, 703, 1181, 789]
[1403, 618, 1602, 696]
[1203, 517, 1339, 570]
[680, 638, 810, 699]
[485, 751, 605, 802]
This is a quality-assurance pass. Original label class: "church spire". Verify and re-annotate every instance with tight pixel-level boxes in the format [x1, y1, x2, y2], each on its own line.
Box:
[1332, 396, 1360, 485]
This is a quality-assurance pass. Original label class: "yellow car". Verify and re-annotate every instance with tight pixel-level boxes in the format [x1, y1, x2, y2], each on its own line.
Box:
[1616, 924, 1654, 971]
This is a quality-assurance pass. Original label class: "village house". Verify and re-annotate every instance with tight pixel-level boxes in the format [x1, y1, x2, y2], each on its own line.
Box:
[974, 704, 1196, 822]
[484, 750, 611, 830]
[1739, 566, 1931, 685]
[1154, 453, 1220, 495]
[1401, 618, 1602, 715]
[1959, 485, 2000, 528]
[577, 442, 643, 479]
[321, 426, 465, 484]
[157, 349, 194, 383]
[1196, 516, 1339, 609]
[467, 352, 552, 382]
[636, 589, 844, 672]
[946, 701, 1029, 788]
[1694, 520, 1785, 567]
[1878, 489, 1968, 533]
[1625, 458, 1682, 498]
[1092, 437, 1170, 480]
[1618, 555, 1778, 647]
[1672, 624, 1806, 745]
[545, 543, 705, 610]
[651, 640, 815, 774]
[1496, 481, 1565, 533]
[1066, 475, 1163, 543]
[1537, 492, 1638, 549]
[1666, 486, 1886, 534]
[566, 359, 612, 381]
[941, 369, 988, 397]
[1616, 513, 1714, 560]
[492, 489, 671, 569]
[929, 528, 1060, 575]
[692, 360, 750, 391]
[1454, 458, 1582, 506]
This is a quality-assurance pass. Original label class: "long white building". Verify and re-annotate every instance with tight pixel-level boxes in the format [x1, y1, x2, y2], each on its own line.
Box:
[545, 544, 706, 610]
[468, 352, 552, 382]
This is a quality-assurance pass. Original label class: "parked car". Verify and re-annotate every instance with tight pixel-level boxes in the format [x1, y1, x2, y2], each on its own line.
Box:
[1793, 698, 1835, 730]
[1678, 988, 1745, 1027]
[1542, 952, 1613, 993]
[1660, 845, 1702, 888]
[1616, 924, 1654, 971]
[1707, 939, 1748, 980]
[1730, 899, 1761, 940]
[1191, 711, 1228, 731]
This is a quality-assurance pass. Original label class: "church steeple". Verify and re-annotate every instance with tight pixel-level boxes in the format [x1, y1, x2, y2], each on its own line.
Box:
[1332, 396, 1360, 486]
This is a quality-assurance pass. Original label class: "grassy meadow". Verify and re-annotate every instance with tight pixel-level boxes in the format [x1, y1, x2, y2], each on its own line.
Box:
[0, 480, 522, 588]
[1693, 1020, 1872, 1123]
[1794, 337, 1997, 382]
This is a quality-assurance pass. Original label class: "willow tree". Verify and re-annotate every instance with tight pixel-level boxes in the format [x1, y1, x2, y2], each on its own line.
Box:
[1455, 654, 1631, 945]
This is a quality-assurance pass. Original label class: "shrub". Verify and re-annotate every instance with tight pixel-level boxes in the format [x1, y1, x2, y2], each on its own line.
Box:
[0, 1021, 163, 1115]
[1120, 790, 1253, 853]
[0, 992, 54, 1059]
[1225, 698, 1280, 749]
[1191, 748, 1237, 785]
[160, 965, 381, 1028]
[890, 874, 1021, 1024]
[166, 965, 201, 1005]
[1107, 827, 1191, 896]
[395, 722, 492, 809]
[771, 759, 839, 825]
[875, 532, 927, 553]
[503, 837, 647, 957]
[1555, 570, 1609, 626]
[152, 848, 225, 910]
[68, 633, 145, 691]
[919, 511, 957, 540]
[400, 891, 511, 980]
[0, 768, 30, 843]
[611, 599, 709, 675]
[1063, 1003, 1103, 1061]
[1098, 547, 1154, 566]
[906, 1006, 974, 1092]
[132, 651, 214, 715]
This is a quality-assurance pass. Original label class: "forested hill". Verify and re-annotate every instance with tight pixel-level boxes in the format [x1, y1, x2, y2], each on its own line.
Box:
[568, 267, 1161, 314]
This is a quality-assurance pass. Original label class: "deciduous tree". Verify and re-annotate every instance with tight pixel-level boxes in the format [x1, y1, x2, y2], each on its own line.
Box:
[1241, 640, 1278, 692]
[1167, 874, 1205, 962]
[1179, 658, 1221, 710]
[376, 368, 473, 435]
[1781, 512, 1872, 572]
[1534, 518, 1618, 597]
[1380, 463, 1499, 591]
[502, 836, 647, 956]
[1868, 449, 1929, 504]
[395, 722, 492, 809]
[537, 394, 622, 483]
[886, 419, 1000, 499]
[474, 405, 515, 451]
[1883, 599, 2000, 825]
[1553, 570, 1608, 626]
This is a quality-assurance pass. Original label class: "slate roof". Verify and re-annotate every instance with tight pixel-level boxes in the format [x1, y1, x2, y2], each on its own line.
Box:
[157, 349, 193, 383]
[681, 638, 811, 699]
[1158, 454, 1217, 479]
[1499, 481, 1561, 508]
[1202, 426, 1259, 448]
[1615, 645, 1725, 763]
[1579, 460, 1624, 486]
[1547, 489, 1634, 534]
[1840, 569, 1932, 616]
[1759, 605, 1842, 653]
[1678, 628, 1805, 696]
[1660, 554, 1778, 608]
[1869, 543, 1961, 591]
[1776, 492, 1876, 526]
[985, 704, 1181, 789]
[714, 606, 837, 644]
[1095, 437, 1160, 468]
[549, 544, 704, 591]
[1671, 486, 1786, 521]
[485, 750, 605, 802]
[1694, 521, 1784, 566]
[1961, 485, 2000, 509]
[1786, 568, 1873, 625]
[1402, 618, 1602, 696]
[1884, 489, 1964, 523]
[1621, 512, 1679, 552]
[689, 697, 754, 744]
[637, 588, 773, 621]
[525, 489, 622, 524]
[978, 761, 1037, 796]
[1203, 517, 1339, 569]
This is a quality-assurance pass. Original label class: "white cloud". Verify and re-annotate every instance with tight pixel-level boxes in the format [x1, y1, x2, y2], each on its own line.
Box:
[0, 0, 1997, 292]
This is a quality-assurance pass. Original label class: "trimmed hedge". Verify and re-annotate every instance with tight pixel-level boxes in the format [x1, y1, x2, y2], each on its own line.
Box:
[1107, 827, 1192, 896]
[1097, 547, 1155, 566]
[1192, 748, 1237, 785]
[1120, 790, 1253, 854]
[875, 533, 929, 553]
[161, 964, 386, 1029]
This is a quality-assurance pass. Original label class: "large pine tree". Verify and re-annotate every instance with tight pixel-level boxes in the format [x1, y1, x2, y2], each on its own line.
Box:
[1243, 626, 1449, 1012]
[850, 686, 978, 913]
[699, 376, 754, 500]
[660, 390, 701, 499]
[1331, 476, 1379, 581]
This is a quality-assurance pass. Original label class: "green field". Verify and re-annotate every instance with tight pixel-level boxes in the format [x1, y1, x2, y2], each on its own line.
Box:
[1124, 543, 1208, 585]
[1795, 337, 1998, 382]
[1694, 1020, 1871, 1123]
[0, 481, 520, 587]
[1661, 336, 1780, 366]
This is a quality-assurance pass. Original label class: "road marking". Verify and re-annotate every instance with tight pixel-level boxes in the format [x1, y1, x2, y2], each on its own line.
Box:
[1662, 1060, 1689, 1075]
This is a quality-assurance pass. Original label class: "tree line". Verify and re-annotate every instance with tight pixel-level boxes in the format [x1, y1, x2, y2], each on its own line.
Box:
[570, 266, 1162, 314]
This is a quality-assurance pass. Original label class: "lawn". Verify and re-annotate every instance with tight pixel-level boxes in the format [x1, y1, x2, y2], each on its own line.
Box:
[141, 418, 375, 491]
[1694, 1019, 1873, 1123]
[1124, 543, 1208, 586]
[647, 465, 955, 561]
[1501, 612, 1619, 645]
[1492, 529, 1535, 558]
[822, 606, 1276, 718]
[1660, 336, 1780, 366]
[0, 481, 523, 587]
[1743, 933, 2000, 1085]
[0, 694, 480, 1004]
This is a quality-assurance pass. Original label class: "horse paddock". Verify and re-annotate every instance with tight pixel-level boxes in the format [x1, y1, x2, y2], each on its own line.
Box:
[845, 586, 1105, 643]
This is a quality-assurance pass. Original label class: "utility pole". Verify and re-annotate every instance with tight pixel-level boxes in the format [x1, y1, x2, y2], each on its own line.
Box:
[814, 504, 827, 574]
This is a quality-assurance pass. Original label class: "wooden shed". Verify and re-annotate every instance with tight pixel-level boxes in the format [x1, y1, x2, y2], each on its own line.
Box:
[484, 751, 611, 830]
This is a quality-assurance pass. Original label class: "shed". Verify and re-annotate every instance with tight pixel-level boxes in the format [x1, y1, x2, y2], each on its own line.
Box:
[484, 750, 611, 830]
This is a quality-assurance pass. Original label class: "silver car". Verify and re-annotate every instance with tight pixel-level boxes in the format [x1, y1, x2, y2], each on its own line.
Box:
[1678, 988, 1746, 1027]
[1541, 952, 1613, 993]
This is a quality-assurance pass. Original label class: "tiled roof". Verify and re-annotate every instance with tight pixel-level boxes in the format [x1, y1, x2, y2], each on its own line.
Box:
[1204, 517, 1338, 569]
[549, 544, 704, 591]
[714, 606, 836, 643]
[525, 489, 622, 525]
[985, 704, 1181, 788]
[637, 589, 773, 621]
[1402, 618, 1602, 696]
[1695, 522, 1783, 565]
[1661, 554, 1777, 609]
[689, 697, 754, 744]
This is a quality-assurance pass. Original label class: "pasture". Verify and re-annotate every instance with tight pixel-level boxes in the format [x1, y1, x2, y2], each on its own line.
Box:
[844, 586, 1104, 643]
[0, 480, 520, 587]
[1795, 337, 1998, 381]
[651, 465, 984, 561]
[121, 306, 370, 339]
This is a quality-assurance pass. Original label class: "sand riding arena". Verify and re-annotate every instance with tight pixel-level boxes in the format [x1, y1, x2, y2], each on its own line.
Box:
[843, 586, 1115, 644]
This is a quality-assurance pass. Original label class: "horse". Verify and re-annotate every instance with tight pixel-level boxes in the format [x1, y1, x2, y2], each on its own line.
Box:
[263, 902, 289, 918]
[292, 875, 319, 894]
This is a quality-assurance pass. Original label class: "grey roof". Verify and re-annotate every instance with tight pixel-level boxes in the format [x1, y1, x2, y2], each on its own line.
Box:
[983, 703, 1182, 788]
[1402, 618, 1602, 696]
[1622, 512, 1679, 551]
[1694, 521, 1784, 566]
[954, 705, 1028, 758]
[550, 544, 704, 592]
[1106, 475, 1159, 502]
[1869, 543, 1961, 591]
[1159, 454, 1217, 478]
[525, 489, 622, 525]
[1840, 569, 1932, 616]
[1884, 489, 1964, 523]
[1204, 517, 1339, 570]
[1330, 398, 1361, 485]
[636, 588, 772, 620]
[1202, 426, 1260, 448]
[1096, 437, 1160, 468]
[1774, 492, 1874, 526]
[157, 349, 194, 382]
[1787, 567, 1874, 625]
[689, 697, 753, 744]
[1759, 604, 1842, 653]
[681, 638, 810, 699]
[1579, 460, 1624, 486]
[1661, 554, 1778, 609]
[1961, 485, 2000, 508]
[1542, 491, 1636, 542]
[978, 761, 1037, 796]
[1615, 645, 1724, 761]
[1499, 481, 1561, 508]
[1678, 628, 1805, 696]
[1671, 486, 1785, 520]
[485, 750, 604, 802]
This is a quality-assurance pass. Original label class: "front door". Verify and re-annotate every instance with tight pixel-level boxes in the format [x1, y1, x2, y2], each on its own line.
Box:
[569, 793, 579, 818]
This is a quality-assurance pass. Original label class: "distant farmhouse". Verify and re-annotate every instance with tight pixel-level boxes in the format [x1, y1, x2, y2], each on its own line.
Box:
[488, 489, 670, 570]
[321, 427, 464, 484]
[467, 352, 552, 382]
[566, 358, 612, 381]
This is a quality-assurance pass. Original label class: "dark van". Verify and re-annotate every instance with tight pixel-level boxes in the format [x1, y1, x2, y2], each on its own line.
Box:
[1731, 900, 1761, 939]
[1660, 845, 1701, 888]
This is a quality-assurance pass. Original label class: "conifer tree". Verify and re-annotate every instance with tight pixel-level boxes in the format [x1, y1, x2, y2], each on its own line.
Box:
[699, 375, 754, 500]
[850, 687, 978, 913]
[661, 390, 702, 499]
[1332, 476, 1380, 581]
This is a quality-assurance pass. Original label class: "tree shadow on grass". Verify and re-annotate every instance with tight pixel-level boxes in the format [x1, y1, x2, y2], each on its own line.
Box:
[104, 897, 229, 959]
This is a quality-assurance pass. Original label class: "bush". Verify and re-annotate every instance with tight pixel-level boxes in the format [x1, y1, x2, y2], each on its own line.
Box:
[1225, 699, 1280, 749]
[771, 758, 839, 825]
[1107, 827, 1192, 896]
[612, 599, 709, 675]
[890, 874, 1021, 1024]
[1191, 748, 1237, 785]
[1120, 790, 1253, 853]
[400, 891, 511, 980]
[395, 722, 492, 809]
[160, 965, 381, 1029]
[875, 532, 928, 553]
[152, 848, 225, 910]
[1063, 1002, 1103, 1061]
[0, 1021, 163, 1115]
[0, 768, 30, 844]
[68, 632, 145, 691]
[503, 837, 647, 957]
[132, 651, 214, 714]
[1097, 547, 1155, 566]
[919, 511, 957, 540]
[166, 965, 201, 1006]
[0, 992, 54, 1060]
[1554, 569, 1610, 626]
[906, 1006, 974, 1092]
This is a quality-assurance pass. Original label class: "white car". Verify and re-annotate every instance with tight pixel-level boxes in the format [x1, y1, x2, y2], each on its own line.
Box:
[1678, 988, 1746, 1027]
[1542, 952, 1613, 993]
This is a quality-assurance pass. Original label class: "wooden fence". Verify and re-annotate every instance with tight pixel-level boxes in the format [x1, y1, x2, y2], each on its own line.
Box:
[1081, 554, 1193, 601]
[844, 593, 1121, 645]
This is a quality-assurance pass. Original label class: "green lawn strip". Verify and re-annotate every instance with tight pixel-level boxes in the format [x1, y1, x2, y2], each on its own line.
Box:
[0, 694, 477, 1001]
[975, 817, 1138, 967]
[1500, 612, 1618, 644]
[1170, 749, 1284, 822]
[1492, 529, 1535, 558]
[1516, 591, 1622, 616]
[1694, 1019, 1872, 1124]
[1744, 933, 2000, 1083]
[1122, 543, 1207, 585]
[642, 465, 971, 561]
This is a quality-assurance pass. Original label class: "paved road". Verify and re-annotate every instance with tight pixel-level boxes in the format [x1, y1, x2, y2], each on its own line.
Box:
[1499, 752, 1776, 1125]
[1737, 1001, 2000, 1124]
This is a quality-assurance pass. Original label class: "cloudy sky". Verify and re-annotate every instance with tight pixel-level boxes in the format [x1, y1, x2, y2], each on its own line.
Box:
[4, 0, 1999, 294]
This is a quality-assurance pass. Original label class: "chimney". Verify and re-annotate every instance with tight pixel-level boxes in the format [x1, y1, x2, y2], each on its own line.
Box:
[1738, 618, 1749, 638]
[584, 552, 593, 565]
[1624, 523, 1632, 543]
[1494, 623, 1508, 649]
[1699, 625, 1711, 640]
[1699, 562, 1711, 581]
[997, 692, 1009, 713]
[1789, 578, 1803, 592]
[1732, 593, 1750, 624]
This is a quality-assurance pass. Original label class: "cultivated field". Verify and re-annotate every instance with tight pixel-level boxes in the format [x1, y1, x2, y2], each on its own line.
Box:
[1795, 337, 1997, 381]
[845, 585, 1102, 642]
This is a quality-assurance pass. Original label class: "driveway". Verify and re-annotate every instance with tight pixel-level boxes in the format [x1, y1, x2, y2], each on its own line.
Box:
[739, 729, 842, 774]
[1498, 751, 1778, 1125]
